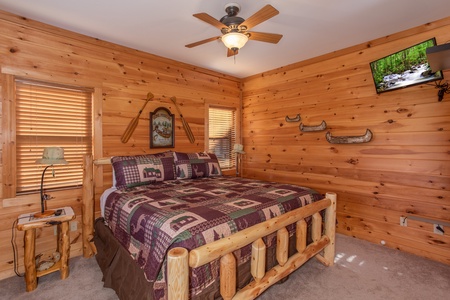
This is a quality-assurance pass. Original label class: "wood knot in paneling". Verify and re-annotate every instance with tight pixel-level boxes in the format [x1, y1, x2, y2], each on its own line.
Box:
[346, 158, 359, 165]
[330, 147, 338, 153]
[431, 239, 446, 245]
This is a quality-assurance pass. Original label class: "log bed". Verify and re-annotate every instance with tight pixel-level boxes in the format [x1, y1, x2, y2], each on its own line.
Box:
[81, 154, 337, 300]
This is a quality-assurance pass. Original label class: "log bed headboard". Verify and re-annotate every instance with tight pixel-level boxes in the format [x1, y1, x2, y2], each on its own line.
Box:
[81, 155, 114, 257]
[81, 154, 337, 300]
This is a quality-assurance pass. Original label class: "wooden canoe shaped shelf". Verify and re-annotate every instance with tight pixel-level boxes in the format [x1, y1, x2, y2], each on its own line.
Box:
[326, 129, 373, 144]
[300, 120, 327, 132]
[285, 114, 301, 122]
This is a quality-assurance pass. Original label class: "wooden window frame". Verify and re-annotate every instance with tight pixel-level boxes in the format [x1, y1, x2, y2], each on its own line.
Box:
[1, 73, 102, 204]
[205, 104, 241, 170]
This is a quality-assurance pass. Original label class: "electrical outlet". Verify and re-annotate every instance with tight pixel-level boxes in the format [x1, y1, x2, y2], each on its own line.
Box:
[70, 221, 77, 231]
[400, 217, 407, 227]
[433, 224, 444, 235]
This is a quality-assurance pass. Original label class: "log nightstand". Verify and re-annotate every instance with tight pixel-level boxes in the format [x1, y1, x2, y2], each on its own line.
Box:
[16, 206, 75, 292]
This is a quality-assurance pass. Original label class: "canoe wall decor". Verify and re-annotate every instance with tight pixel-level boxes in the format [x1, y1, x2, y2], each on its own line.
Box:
[300, 120, 327, 132]
[326, 129, 373, 144]
[285, 114, 301, 122]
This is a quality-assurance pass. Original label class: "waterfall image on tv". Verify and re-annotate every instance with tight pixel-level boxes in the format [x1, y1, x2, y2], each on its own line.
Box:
[370, 38, 443, 93]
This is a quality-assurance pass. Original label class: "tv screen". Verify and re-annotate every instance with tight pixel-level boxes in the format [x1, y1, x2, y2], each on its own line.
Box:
[369, 38, 443, 94]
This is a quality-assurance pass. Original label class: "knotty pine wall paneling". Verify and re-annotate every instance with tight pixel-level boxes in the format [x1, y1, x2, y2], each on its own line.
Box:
[241, 17, 450, 265]
[0, 10, 241, 280]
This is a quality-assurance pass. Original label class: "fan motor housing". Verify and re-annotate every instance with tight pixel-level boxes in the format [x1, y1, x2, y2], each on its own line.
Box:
[224, 2, 240, 16]
[220, 3, 245, 33]
[220, 16, 245, 26]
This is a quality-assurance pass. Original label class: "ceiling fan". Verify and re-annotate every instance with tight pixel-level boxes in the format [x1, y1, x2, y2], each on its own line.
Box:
[185, 3, 283, 57]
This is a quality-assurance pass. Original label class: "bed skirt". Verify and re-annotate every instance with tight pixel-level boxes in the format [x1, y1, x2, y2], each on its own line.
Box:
[93, 218, 297, 300]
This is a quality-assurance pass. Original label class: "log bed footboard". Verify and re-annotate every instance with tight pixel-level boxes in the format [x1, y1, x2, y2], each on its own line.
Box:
[81, 155, 337, 300]
[167, 193, 336, 300]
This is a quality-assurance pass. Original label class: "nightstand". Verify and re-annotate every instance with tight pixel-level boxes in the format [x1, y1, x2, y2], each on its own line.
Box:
[16, 206, 75, 292]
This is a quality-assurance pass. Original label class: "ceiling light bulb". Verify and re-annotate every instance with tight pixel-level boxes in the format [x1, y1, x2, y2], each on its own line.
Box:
[222, 32, 249, 51]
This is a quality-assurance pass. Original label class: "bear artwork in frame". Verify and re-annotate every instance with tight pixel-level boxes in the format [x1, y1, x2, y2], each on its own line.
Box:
[150, 107, 174, 148]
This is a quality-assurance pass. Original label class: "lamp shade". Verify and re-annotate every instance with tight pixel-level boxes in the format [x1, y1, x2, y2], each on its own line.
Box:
[222, 32, 249, 50]
[232, 143, 245, 154]
[35, 147, 68, 165]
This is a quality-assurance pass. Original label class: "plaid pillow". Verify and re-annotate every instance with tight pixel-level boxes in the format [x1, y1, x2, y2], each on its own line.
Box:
[173, 152, 222, 179]
[111, 152, 176, 189]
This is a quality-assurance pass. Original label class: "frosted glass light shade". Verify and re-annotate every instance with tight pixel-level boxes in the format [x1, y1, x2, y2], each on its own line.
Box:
[222, 32, 249, 50]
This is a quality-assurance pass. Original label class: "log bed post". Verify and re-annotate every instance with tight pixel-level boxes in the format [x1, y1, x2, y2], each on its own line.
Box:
[82, 154, 95, 257]
[167, 247, 189, 300]
[322, 192, 337, 265]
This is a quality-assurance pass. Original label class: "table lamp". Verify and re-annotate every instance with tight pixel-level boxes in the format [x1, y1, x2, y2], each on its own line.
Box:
[232, 144, 245, 177]
[34, 147, 68, 218]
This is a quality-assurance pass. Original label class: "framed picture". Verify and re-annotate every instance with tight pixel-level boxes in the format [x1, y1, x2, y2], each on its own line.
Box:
[150, 107, 174, 148]
[369, 38, 443, 94]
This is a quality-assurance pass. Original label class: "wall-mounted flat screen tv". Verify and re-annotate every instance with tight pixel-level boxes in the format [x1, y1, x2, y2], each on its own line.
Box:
[370, 38, 443, 94]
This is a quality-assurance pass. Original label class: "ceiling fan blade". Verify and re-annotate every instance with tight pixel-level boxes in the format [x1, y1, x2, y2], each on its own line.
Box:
[239, 5, 279, 31]
[248, 32, 283, 44]
[185, 36, 221, 48]
[193, 13, 227, 30]
[227, 48, 239, 57]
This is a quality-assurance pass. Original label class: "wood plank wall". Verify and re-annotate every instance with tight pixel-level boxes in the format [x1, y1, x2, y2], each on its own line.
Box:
[0, 7, 448, 283]
[0, 10, 241, 280]
[241, 17, 450, 265]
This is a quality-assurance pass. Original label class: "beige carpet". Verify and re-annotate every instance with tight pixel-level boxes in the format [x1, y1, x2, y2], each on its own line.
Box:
[1, 233, 449, 299]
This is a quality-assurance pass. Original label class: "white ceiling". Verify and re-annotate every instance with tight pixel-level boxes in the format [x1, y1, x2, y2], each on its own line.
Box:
[0, 0, 449, 78]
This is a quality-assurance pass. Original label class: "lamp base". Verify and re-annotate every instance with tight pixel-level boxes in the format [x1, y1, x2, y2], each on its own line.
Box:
[33, 210, 55, 218]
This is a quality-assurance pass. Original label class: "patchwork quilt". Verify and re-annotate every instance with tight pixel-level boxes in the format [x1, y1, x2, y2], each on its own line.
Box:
[103, 176, 323, 299]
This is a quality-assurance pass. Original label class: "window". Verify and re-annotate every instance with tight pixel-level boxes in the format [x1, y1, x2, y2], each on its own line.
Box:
[208, 107, 236, 169]
[15, 79, 93, 194]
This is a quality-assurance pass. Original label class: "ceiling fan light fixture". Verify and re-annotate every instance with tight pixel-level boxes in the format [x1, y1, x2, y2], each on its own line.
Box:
[187, 4, 282, 58]
[222, 32, 248, 51]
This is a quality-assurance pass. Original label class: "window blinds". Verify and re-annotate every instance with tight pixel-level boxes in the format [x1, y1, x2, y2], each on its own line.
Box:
[15, 79, 93, 193]
[208, 107, 236, 169]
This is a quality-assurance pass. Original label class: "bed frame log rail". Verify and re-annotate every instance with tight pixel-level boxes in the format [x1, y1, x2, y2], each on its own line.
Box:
[168, 193, 336, 300]
[81, 155, 337, 300]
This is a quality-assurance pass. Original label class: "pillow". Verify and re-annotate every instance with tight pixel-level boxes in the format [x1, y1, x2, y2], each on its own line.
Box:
[173, 151, 222, 179]
[111, 152, 176, 189]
